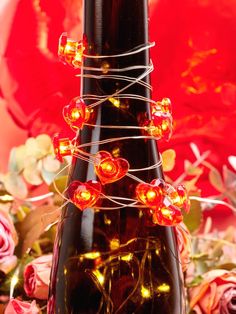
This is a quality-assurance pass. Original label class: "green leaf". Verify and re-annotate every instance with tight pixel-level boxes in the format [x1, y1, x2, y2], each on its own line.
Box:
[184, 160, 203, 176]
[49, 175, 68, 194]
[162, 149, 176, 172]
[209, 168, 224, 192]
[187, 275, 204, 287]
[216, 263, 236, 271]
[183, 195, 202, 233]
[192, 253, 209, 261]
[18, 205, 60, 254]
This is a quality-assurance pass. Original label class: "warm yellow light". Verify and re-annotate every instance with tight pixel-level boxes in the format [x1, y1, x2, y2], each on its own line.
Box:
[109, 97, 121, 108]
[157, 283, 170, 293]
[80, 191, 91, 201]
[121, 254, 133, 262]
[147, 190, 156, 201]
[83, 252, 101, 260]
[59, 144, 70, 154]
[101, 61, 110, 74]
[11, 275, 19, 287]
[155, 249, 160, 255]
[101, 162, 113, 172]
[92, 270, 105, 285]
[161, 208, 171, 217]
[141, 285, 151, 299]
[71, 108, 81, 120]
[110, 239, 120, 250]
[112, 147, 120, 158]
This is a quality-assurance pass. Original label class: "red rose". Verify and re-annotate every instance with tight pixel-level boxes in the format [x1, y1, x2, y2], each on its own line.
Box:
[0, 209, 18, 274]
[4, 299, 39, 314]
[190, 270, 236, 314]
[24, 254, 52, 300]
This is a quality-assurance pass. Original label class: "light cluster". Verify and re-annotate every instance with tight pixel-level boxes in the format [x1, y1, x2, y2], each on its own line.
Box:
[52, 33, 190, 226]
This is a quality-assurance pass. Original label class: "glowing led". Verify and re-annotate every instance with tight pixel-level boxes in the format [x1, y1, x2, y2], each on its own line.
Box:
[136, 180, 164, 209]
[160, 98, 172, 114]
[92, 270, 105, 285]
[94, 151, 129, 185]
[53, 133, 72, 162]
[68, 180, 101, 211]
[153, 205, 183, 226]
[11, 275, 19, 287]
[110, 239, 120, 250]
[146, 190, 157, 201]
[63, 97, 90, 130]
[83, 252, 101, 260]
[58, 32, 86, 68]
[141, 286, 151, 299]
[157, 283, 170, 293]
[109, 97, 121, 108]
[146, 111, 173, 141]
[121, 254, 133, 262]
[101, 61, 110, 74]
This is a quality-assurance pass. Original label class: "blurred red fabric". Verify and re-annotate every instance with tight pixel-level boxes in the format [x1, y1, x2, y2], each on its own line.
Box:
[0, 0, 236, 227]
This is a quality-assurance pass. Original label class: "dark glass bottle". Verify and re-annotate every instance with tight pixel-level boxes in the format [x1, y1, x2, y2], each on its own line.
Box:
[48, 0, 185, 313]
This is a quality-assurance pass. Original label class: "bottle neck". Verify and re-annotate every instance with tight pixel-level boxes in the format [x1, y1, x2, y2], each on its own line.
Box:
[82, 0, 150, 115]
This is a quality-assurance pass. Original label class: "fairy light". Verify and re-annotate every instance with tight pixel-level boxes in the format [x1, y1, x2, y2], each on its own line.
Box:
[92, 270, 105, 285]
[63, 97, 90, 130]
[52, 34, 189, 226]
[10, 267, 20, 299]
[83, 252, 101, 260]
[58, 32, 86, 68]
[157, 283, 170, 293]
[108, 97, 121, 108]
[121, 253, 133, 262]
[110, 239, 120, 250]
[141, 286, 151, 298]
[53, 134, 73, 162]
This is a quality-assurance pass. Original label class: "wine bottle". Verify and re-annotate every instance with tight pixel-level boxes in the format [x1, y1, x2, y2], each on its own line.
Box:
[48, 0, 185, 313]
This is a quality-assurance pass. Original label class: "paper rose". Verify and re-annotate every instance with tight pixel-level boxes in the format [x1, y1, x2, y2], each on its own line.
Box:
[190, 269, 236, 314]
[175, 222, 191, 272]
[4, 299, 39, 314]
[0, 209, 18, 274]
[219, 287, 236, 314]
[24, 254, 52, 300]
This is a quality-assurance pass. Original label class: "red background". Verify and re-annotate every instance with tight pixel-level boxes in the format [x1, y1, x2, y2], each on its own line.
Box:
[0, 0, 235, 228]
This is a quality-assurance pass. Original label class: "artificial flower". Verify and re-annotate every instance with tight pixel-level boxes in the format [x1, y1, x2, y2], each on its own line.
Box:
[24, 254, 52, 300]
[190, 269, 236, 314]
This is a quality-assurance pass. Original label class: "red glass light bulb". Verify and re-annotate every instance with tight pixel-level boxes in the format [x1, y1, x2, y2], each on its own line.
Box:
[53, 134, 72, 162]
[58, 32, 86, 68]
[147, 112, 173, 141]
[63, 97, 90, 130]
[160, 98, 172, 114]
[94, 151, 129, 185]
[136, 180, 165, 209]
[174, 185, 190, 213]
[68, 180, 101, 211]
[153, 205, 183, 226]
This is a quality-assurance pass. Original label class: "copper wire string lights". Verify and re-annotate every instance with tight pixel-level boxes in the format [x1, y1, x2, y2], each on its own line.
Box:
[53, 32, 190, 226]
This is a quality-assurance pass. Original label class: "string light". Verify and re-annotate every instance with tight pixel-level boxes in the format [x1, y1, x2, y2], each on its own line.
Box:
[58, 32, 86, 68]
[68, 180, 102, 210]
[94, 151, 129, 185]
[53, 134, 73, 162]
[63, 97, 90, 130]
[53, 33, 190, 226]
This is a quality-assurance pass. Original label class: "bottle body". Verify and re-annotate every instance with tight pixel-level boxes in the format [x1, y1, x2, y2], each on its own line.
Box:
[48, 1, 185, 313]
